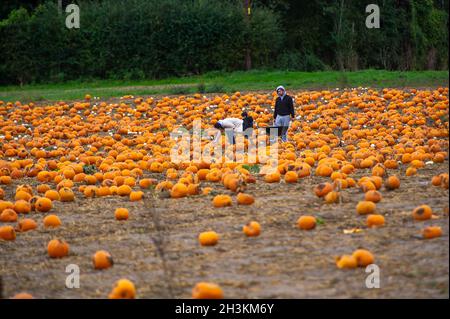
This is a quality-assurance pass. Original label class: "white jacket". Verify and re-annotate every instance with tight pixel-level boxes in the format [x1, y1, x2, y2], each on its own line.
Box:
[213, 118, 243, 143]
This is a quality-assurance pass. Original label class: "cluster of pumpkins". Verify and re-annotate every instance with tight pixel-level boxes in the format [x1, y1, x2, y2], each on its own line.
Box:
[0, 86, 448, 298]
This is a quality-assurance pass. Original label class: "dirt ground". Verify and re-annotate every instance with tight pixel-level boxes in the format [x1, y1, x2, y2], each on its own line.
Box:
[0, 161, 448, 299]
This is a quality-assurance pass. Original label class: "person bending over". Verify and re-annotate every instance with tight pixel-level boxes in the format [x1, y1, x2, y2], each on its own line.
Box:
[213, 117, 243, 145]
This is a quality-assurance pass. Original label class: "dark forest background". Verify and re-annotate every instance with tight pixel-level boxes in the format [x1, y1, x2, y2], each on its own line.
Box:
[0, 0, 448, 85]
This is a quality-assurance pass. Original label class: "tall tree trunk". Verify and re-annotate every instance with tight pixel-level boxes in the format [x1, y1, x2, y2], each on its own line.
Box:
[244, 0, 252, 70]
[405, 43, 413, 71]
[426, 47, 437, 70]
[336, 0, 345, 71]
[348, 22, 358, 70]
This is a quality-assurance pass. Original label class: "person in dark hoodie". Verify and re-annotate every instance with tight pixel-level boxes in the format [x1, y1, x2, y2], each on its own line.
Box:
[241, 111, 254, 133]
[274, 85, 295, 142]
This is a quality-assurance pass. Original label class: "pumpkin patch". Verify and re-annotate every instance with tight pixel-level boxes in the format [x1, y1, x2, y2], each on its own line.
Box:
[0, 87, 447, 298]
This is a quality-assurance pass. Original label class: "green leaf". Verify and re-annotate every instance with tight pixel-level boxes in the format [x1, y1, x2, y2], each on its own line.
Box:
[83, 164, 97, 175]
[316, 217, 325, 225]
[242, 164, 260, 174]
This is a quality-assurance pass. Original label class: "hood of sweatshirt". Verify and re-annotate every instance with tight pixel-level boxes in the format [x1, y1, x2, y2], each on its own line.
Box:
[276, 86, 286, 99]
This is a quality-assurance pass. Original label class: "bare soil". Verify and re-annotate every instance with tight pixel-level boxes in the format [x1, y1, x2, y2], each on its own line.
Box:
[1, 162, 448, 299]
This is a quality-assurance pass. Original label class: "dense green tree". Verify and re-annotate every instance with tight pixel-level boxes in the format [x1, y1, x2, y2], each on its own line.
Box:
[0, 0, 447, 85]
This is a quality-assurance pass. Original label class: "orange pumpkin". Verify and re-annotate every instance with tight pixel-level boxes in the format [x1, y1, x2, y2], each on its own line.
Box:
[385, 175, 400, 190]
[243, 221, 261, 237]
[14, 200, 31, 214]
[0, 208, 18, 222]
[366, 214, 385, 227]
[264, 171, 281, 183]
[45, 190, 60, 201]
[352, 249, 375, 267]
[47, 239, 69, 258]
[11, 293, 34, 299]
[412, 205, 432, 221]
[336, 255, 357, 269]
[236, 193, 255, 205]
[297, 216, 316, 230]
[192, 282, 223, 299]
[198, 231, 219, 246]
[108, 279, 136, 299]
[212, 195, 232, 207]
[35, 197, 52, 212]
[324, 191, 340, 204]
[356, 201, 376, 215]
[0, 225, 16, 241]
[170, 183, 188, 198]
[129, 191, 144, 201]
[364, 190, 382, 203]
[93, 250, 114, 270]
[43, 214, 62, 228]
[422, 226, 442, 239]
[117, 185, 132, 196]
[59, 187, 75, 202]
[284, 171, 298, 183]
[17, 218, 38, 232]
[115, 208, 129, 221]
[314, 183, 333, 198]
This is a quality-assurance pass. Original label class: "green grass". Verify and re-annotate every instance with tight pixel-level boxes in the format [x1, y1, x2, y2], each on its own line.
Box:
[242, 164, 261, 174]
[0, 69, 448, 102]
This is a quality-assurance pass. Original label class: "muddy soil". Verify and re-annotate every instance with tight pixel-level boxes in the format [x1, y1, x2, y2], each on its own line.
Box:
[0, 162, 448, 299]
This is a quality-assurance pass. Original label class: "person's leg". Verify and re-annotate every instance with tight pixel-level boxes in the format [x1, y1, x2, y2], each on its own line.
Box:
[243, 128, 254, 146]
[280, 115, 290, 142]
[225, 128, 235, 145]
[273, 116, 283, 144]
[274, 116, 282, 127]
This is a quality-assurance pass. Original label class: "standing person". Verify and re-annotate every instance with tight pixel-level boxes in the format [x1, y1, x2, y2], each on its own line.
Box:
[274, 85, 295, 142]
[241, 111, 255, 146]
[241, 111, 254, 134]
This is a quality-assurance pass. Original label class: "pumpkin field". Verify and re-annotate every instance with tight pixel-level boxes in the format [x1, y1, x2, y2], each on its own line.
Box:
[0, 87, 448, 299]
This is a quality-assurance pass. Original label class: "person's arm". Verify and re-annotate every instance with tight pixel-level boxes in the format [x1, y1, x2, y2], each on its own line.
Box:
[289, 97, 295, 118]
[274, 99, 279, 120]
[213, 130, 221, 144]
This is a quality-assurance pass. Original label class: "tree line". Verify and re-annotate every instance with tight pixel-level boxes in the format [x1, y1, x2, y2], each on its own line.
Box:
[0, 0, 447, 85]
